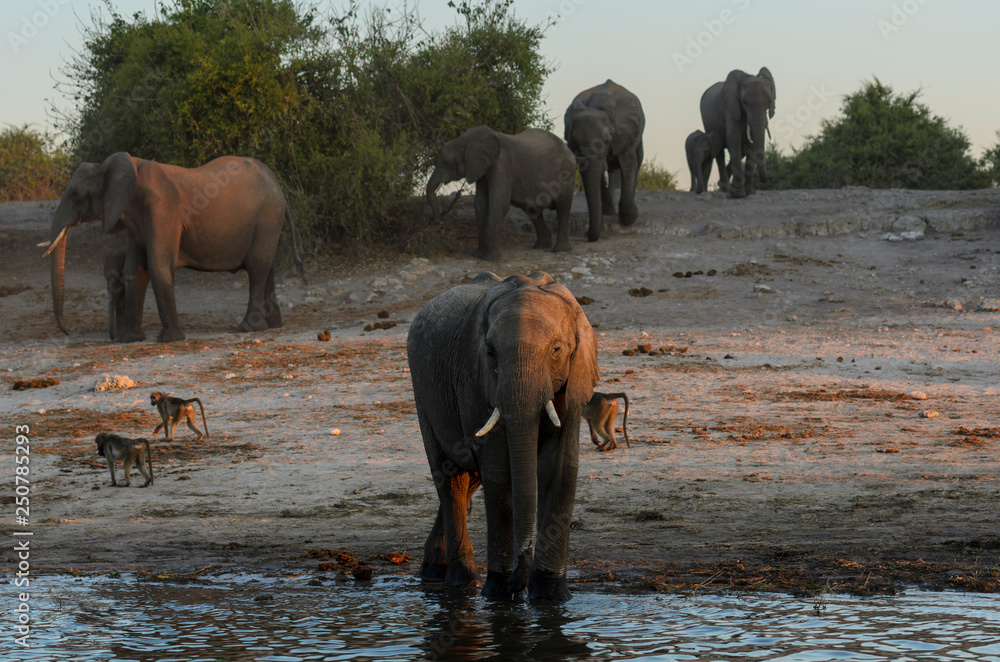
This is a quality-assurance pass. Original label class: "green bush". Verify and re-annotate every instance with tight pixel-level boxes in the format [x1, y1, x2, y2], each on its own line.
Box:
[979, 131, 1000, 188]
[636, 157, 678, 191]
[0, 125, 73, 202]
[763, 78, 987, 190]
[54, 0, 553, 250]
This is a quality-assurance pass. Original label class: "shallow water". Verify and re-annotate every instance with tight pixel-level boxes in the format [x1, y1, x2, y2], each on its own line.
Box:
[6, 574, 1000, 661]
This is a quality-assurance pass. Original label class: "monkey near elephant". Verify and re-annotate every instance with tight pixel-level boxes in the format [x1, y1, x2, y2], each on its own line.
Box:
[46, 153, 306, 343]
[95, 432, 154, 488]
[581, 391, 630, 452]
[150, 391, 209, 441]
[685, 130, 724, 194]
[407, 272, 598, 601]
[426, 126, 577, 261]
[564, 80, 645, 242]
[700, 67, 776, 198]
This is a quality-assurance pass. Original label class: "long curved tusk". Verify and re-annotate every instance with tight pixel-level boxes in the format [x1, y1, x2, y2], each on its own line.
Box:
[42, 226, 69, 258]
[545, 400, 561, 428]
[475, 407, 500, 437]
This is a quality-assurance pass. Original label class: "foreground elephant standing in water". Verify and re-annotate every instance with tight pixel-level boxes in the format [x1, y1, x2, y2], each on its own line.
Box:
[407, 272, 598, 601]
[45, 152, 305, 342]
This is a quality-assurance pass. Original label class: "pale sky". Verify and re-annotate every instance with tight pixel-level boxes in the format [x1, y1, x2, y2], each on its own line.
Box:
[3, 0, 999, 188]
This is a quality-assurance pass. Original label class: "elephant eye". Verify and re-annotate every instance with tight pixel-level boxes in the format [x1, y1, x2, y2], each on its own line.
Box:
[551, 342, 563, 357]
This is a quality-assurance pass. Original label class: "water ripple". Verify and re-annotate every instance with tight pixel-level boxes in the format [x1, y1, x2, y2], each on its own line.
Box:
[7, 575, 1000, 661]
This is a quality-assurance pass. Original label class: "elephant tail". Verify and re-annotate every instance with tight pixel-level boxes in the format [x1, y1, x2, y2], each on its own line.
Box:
[285, 206, 307, 285]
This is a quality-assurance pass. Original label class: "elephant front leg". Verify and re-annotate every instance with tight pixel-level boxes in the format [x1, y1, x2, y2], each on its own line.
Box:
[480, 473, 517, 599]
[420, 506, 449, 582]
[617, 152, 640, 227]
[527, 436, 578, 601]
[726, 126, 747, 198]
[471, 182, 502, 261]
[430, 470, 480, 588]
[119, 256, 149, 343]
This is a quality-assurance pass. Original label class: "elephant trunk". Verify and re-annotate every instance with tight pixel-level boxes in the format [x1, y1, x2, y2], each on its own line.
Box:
[505, 415, 539, 595]
[748, 116, 769, 183]
[48, 203, 73, 335]
[426, 168, 448, 222]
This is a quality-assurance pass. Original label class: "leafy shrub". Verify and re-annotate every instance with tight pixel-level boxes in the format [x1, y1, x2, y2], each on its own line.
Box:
[763, 79, 987, 190]
[0, 125, 73, 201]
[979, 131, 1000, 188]
[54, 0, 552, 250]
[636, 157, 678, 190]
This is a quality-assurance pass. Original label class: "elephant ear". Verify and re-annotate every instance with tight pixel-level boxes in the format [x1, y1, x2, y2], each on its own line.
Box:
[758, 67, 776, 118]
[541, 280, 598, 409]
[100, 152, 137, 234]
[563, 99, 587, 146]
[463, 126, 501, 183]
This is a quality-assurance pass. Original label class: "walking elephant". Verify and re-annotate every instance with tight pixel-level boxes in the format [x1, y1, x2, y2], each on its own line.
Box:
[407, 272, 598, 602]
[564, 80, 645, 241]
[426, 126, 577, 261]
[45, 152, 305, 342]
[685, 130, 724, 194]
[700, 67, 776, 198]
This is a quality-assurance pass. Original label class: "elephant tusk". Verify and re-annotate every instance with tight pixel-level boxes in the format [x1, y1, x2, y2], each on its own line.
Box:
[475, 407, 501, 437]
[545, 400, 561, 428]
[37, 241, 51, 248]
[42, 226, 69, 258]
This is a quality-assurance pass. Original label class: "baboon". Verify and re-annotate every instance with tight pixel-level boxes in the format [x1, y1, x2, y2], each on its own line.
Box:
[581, 391, 630, 452]
[95, 432, 154, 487]
[150, 391, 208, 441]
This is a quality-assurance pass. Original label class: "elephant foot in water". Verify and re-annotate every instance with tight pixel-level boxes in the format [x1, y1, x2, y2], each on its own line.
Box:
[482, 570, 521, 600]
[527, 568, 571, 602]
[419, 558, 479, 589]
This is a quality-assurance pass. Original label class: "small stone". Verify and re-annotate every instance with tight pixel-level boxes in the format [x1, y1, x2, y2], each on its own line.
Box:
[331, 428, 341, 435]
[911, 391, 928, 400]
[919, 410, 939, 418]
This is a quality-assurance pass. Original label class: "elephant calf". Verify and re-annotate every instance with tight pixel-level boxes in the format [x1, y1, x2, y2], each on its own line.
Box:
[685, 130, 724, 194]
[426, 126, 577, 261]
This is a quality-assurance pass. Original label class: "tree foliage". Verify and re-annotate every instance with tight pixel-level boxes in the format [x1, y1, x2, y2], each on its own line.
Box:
[55, 0, 553, 248]
[0, 125, 73, 202]
[763, 79, 988, 191]
[979, 131, 1000, 188]
[635, 158, 678, 191]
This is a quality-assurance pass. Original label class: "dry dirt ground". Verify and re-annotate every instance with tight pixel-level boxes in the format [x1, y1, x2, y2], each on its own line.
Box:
[2, 187, 1000, 596]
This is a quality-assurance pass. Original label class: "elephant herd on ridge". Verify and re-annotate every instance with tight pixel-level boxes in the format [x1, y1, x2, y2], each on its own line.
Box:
[42, 67, 775, 602]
